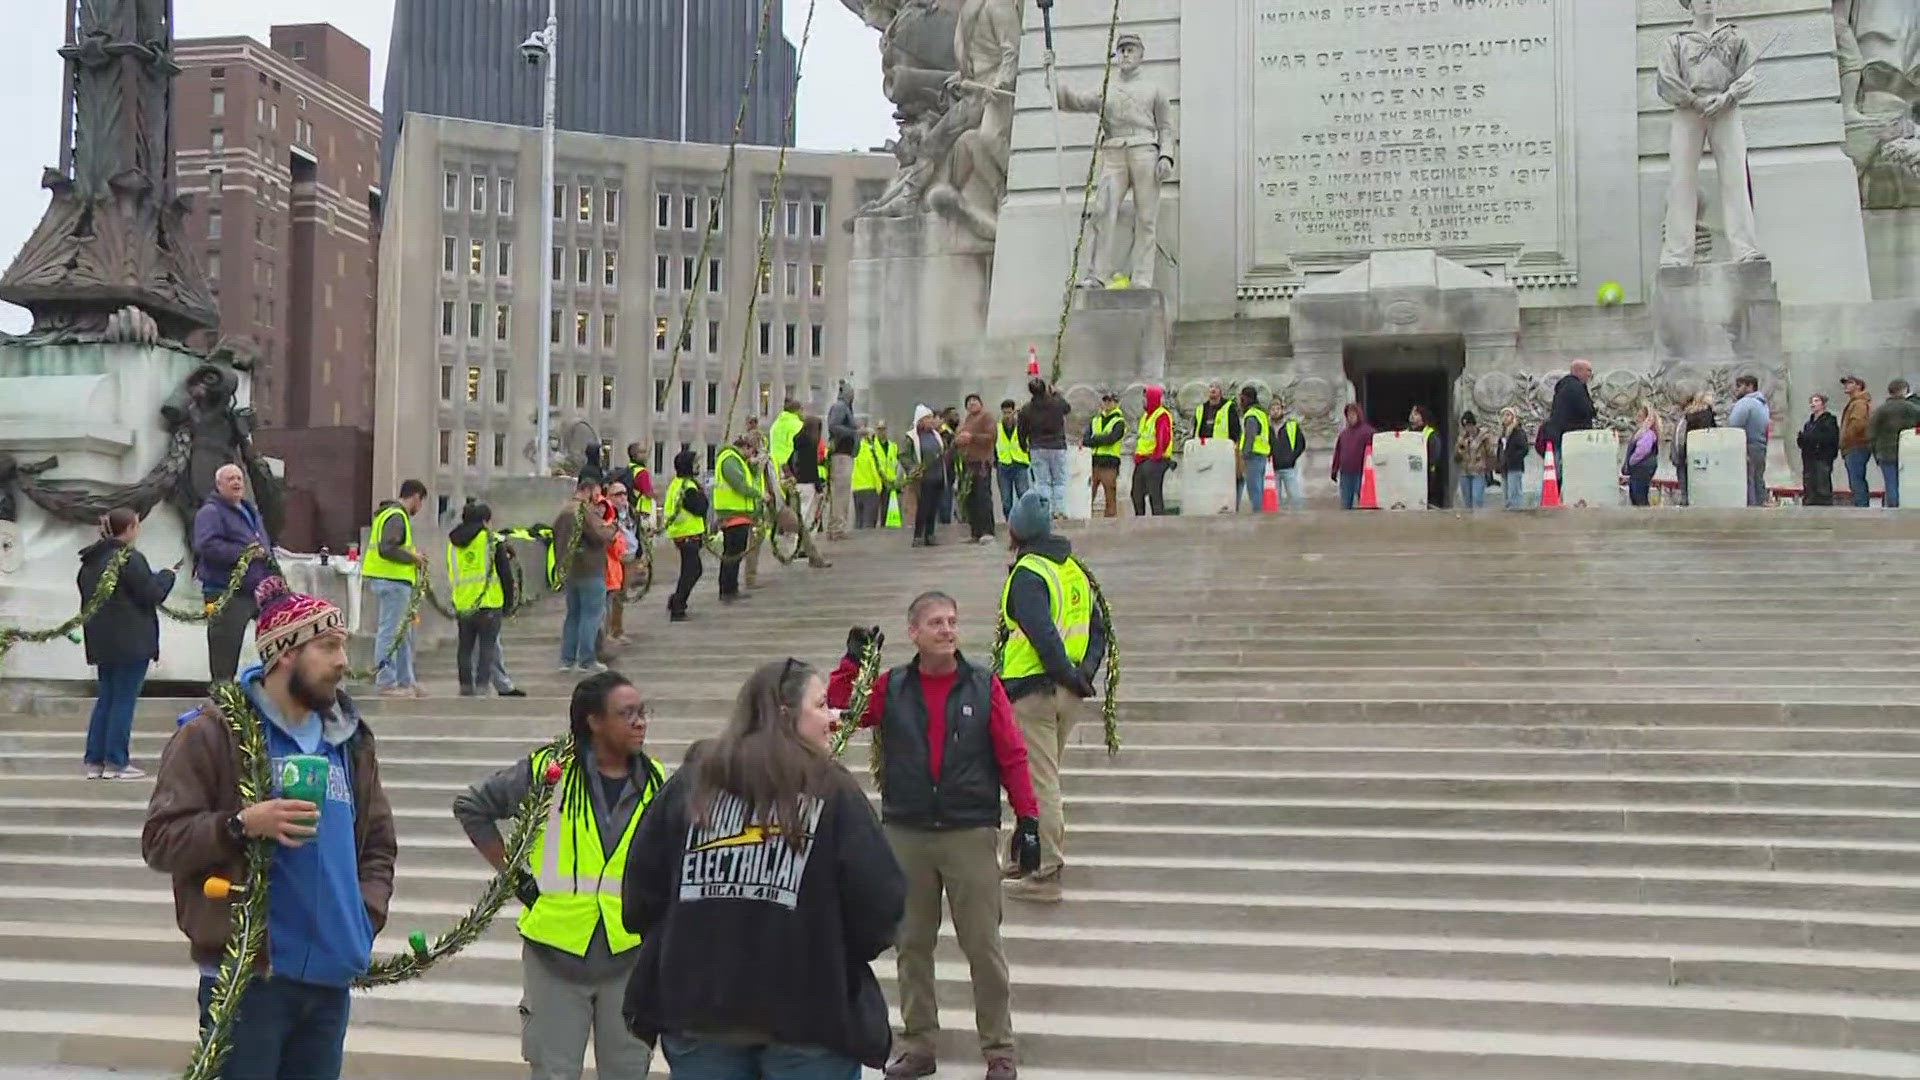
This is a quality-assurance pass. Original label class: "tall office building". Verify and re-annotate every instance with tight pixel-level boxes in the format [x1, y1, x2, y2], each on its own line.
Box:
[173, 24, 383, 552]
[381, 0, 798, 185]
[375, 115, 892, 513]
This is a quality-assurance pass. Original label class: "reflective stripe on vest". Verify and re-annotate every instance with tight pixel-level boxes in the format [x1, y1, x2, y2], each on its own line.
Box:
[712, 447, 758, 514]
[516, 750, 657, 957]
[445, 533, 504, 611]
[1199, 403, 1233, 440]
[998, 553, 1092, 680]
[664, 477, 705, 539]
[362, 506, 417, 583]
[1242, 407, 1270, 457]
[1135, 407, 1170, 456]
[996, 421, 1030, 466]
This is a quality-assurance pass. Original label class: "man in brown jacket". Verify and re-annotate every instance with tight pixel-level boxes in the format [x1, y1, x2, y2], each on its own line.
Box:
[142, 576, 396, 1079]
[953, 393, 1000, 543]
[1840, 375, 1874, 507]
[553, 476, 615, 672]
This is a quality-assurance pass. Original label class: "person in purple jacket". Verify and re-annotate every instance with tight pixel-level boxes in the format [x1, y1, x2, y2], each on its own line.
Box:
[192, 463, 276, 681]
[1331, 403, 1377, 510]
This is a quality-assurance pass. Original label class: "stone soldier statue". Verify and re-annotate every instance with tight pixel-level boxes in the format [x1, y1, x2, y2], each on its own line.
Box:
[1048, 32, 1177, 289]
[1656, 0, 1766, 267]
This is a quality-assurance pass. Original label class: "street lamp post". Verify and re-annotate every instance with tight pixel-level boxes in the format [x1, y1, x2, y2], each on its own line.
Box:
[528, 0, 559, 475]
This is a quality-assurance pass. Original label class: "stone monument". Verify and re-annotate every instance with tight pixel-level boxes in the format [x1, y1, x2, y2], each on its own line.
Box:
[1049, 32, 1176, 290]
[0, 0, 269, 683]
[1656, 0, 1764, 269]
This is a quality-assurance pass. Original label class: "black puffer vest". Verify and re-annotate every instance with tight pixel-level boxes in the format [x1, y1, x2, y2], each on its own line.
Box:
[878, 658, 1001, 830]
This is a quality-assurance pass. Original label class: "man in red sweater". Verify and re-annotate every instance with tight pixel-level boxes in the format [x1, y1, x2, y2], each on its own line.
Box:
[830, 593, 1039, 1080]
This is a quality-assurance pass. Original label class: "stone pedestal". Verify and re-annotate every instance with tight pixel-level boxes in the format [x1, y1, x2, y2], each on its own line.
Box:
[1371, 432, 1427, 512]
[1061, 289, 1168, 396]
[849, 213, 994, 430]
[1561, 430, 1623, 508]
[1176, 439, 1235, 516]
[0, 342, 220, 683]
[1652, 261, 1781, 366]
[1686, 428, 1749, 509]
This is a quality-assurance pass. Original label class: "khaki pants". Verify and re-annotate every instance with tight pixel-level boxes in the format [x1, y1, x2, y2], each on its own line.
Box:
[1090, 463, 1120, 518]
[1012, 686, 1080, 876]
[519, 942, 652, 1080]
[828, 454, 854, 538]
[885, 824, 1014, 1056]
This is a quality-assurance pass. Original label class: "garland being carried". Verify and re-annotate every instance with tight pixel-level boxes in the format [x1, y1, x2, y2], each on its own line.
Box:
[828, 632, 886, 783]
[992, 553, 1122, 756]
[162, 545, 270, 624]
[0, 545, 131, 665]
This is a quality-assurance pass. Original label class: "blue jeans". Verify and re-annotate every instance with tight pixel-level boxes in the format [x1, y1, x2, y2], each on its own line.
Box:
[661, 1034, 858, 1080]
[197, 974, 350, 1080]
[1275, 467, 1305, 509]
[367, 577, 415, 689]
[85, 659, 149, 769]
[1339, 471, 1362, 509]
[1458, 474, 1487, 509]
[1030, 448, 1070, 515]
[1883, 460, 1901, 509]
[1504, 469, 1526, 509]
[1846, 448, 1873, 506]
[561, 577, 606, 667]
[1242, 454, 1269, 511]
[996, 461, 1031, 516]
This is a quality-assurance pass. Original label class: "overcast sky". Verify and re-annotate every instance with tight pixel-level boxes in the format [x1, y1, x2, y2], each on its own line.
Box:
[0, 0, 894, 332]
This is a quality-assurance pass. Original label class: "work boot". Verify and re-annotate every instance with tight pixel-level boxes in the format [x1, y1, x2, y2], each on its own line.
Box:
[985, 1053, 1018, 1080]
[884, 1048, 936, 1079]
[1004, 870, 1062, 904]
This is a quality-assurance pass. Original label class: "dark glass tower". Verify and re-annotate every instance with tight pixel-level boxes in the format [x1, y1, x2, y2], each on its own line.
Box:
[381, 0, 797, 184]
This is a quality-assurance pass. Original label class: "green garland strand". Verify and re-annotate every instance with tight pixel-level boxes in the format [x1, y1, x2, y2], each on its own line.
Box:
[990, 553, 1121, 757]
[1046, 0, 1126, 387]
[828, 636, 884, 760]
[358, 732, 574, 987]
[0, 546, 132, 665]
[346, 576, 430, 684]
[161, 545, 270, 624]
[183, 682, 274, 1080]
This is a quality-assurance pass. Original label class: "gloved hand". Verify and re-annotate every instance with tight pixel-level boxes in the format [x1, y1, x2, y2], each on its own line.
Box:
[845, 625, 884, 661]
[511, 868, 541, 909]
[1062, 669, 1096, 698]
[1009, 817, 1041, 875]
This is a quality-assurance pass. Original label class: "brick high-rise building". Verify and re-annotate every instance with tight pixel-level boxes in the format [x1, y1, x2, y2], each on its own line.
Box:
[173, 24, 383, 551]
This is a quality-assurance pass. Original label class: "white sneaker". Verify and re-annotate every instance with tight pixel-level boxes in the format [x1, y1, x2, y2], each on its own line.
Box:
[106, 765, 147, 781]
[84, 764, 104, 780]
[578, 662, 608, 675]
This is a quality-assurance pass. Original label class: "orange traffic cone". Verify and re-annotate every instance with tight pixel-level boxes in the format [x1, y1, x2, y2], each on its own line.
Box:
[1262, 468, 1279, 512]
[1026, 346, 1041, 377]
[1358, 446, 1379, 510]
[1540, 446, 1562, 508]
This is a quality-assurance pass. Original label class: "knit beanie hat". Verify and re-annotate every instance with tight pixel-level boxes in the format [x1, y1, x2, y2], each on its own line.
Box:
[253, 576, 347, 668]
[1007, 489, 1053, 543]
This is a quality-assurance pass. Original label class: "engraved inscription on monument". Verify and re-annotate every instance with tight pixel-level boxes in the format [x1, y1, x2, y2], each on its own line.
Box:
[1246, 0, 1573, 287]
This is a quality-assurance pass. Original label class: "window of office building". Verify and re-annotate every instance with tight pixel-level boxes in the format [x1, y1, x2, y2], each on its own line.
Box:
[758, 199, 772, 232]
[784, 201, 800, 237]
[655, 255, 669, 291]
[208, 168, 223, 195]
[576, 248, 589, 285]
[759, 382, 771, 414]
[708, 258, 721, 292]
[575, 374, 589, 407]
[654, 441, 665, 469]
[810, 324, 823, 358]
[441, 301, 455, 337]
[211, 89, 225, 117]
[444, 172, 458, 210]
[601, 312, 617, 348]
[470, 240, 484, 275]
[706, 444, 718, 471]
[602, 376, 616, 410]
[466, 366, 481, 401]
[657, 192, 671, 227]
[497, 241, 512, 277]
[438, 430, 451, 465]
[653, 379, 666, 409]
[604, 250, 618, 287]
[811, 264, 825, 298]
[549, 372, 561, 403]
[811, 202, 826, 238]
[655, 317, 669, 350]
[207, 210, 221, 239]
[758, 321, 770, 355]
[604, 188, 620, 224]
[553, 184, 564, 220]
[703, 381, 718, 415]
[680, 380, 693, 413]
[466, 431, 479, 466]
[574, 311, 589, 346]
[498, 178, 514, 214]
[785, 261, 798, 297]
[708, 196, 723, 232]
[758, 265, 771, 296]
[494, 432, 507, 467]
[551, 246, 563, 282]
[495, 305, 510, 341]
[549, 308, 561, 344]
[440, 365, 452, 400]
[682, 257, 696, 291]
[578, 186, 593, 222]
[442, 236, 457, 273]
[468, 303, 483, 338]
[495, 369, 508, 403]
[471, 175, 486, 213]
[683, 195, 696, 230]
[707, 319, 720, 353]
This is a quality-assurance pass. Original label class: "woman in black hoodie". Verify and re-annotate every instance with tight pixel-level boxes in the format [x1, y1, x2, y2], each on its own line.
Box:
[622, 658, 905, 1078]
[76, 507, 176, 780]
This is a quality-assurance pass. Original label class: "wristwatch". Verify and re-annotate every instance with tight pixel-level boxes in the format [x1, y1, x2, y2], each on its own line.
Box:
[225, 811, 248, 844]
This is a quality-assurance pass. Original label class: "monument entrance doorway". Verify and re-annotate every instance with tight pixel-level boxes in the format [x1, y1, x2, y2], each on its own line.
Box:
[1347, 340, 1464, 508]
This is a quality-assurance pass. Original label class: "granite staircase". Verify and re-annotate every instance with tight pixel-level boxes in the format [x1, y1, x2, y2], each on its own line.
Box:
[2, 511, 1920, 1079]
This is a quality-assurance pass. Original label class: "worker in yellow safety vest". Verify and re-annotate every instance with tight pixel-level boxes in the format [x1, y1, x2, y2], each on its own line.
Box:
[661, 449, 709, 623]
[994, 397, 1032, 520]
[446, 501, 511, 695]
[364, 479, 429, 697]
[1195, 381, 1239, 444]
[997, 490, 1108, 904]
[852, 423, 890, 529]
[1238, 385, 1271, 513]
[712, 436, 762, 602]
[621, 443, 657, 526]
[454, 670, 664, 1079]
[1083, 390, 1127, 518]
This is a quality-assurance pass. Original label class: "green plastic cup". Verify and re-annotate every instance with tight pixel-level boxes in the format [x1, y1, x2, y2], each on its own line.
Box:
[279, 754, 329, 826]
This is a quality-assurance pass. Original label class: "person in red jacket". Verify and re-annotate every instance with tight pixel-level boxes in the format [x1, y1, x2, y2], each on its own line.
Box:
[1131, 384, 1175, 515]
[829, 592, 1039, 1080]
